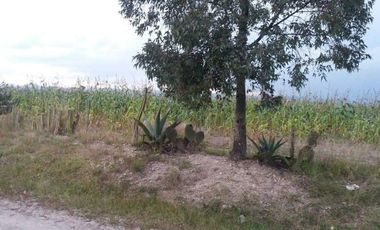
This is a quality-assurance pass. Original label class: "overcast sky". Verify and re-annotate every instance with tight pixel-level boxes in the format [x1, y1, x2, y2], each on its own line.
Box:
[0, 0, 379, 100]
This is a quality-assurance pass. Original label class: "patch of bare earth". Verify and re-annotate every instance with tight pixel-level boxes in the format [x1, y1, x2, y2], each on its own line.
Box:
[80, 139, 308, 211]
[77, 136, 379, 215]
[0, 199, 123, 230]
[73, 130, 380, 214]
[122, 152, 309, 212]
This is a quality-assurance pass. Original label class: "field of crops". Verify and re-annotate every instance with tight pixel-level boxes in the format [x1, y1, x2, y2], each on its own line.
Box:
[2, 83, 380, 143]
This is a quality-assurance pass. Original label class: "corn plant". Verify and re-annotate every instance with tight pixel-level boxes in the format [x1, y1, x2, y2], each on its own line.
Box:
[4, 83, 380, 144]
[0, 85, 14, 115]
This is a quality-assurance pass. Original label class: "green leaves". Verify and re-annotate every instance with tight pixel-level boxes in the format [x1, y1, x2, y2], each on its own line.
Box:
[121, 0, 374, 157]
[249, 135, 291, 168]
[120, 0, 374, 95]
[135, 108, 181, 146]
[250, 135, 286, 156]
[0, 84, 14, 115]
[121, 0, 375, 158]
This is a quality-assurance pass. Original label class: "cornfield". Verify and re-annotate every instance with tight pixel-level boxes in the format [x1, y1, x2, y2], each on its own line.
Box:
[2, 83, 380, 143]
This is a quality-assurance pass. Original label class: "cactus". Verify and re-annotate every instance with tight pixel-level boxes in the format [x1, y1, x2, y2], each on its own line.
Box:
[195, 131, 204, 145]
[184, 124, 204, 146]
[165, 127, 178, 143]
[185, 124, 196, 140]
[298, 130, 320, 164]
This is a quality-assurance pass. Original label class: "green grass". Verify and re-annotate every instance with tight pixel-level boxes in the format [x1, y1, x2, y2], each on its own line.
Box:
[4, 83, 380, 143]
[1, 83, 380, 228]
[294, 158, 380, 228]
[0, 130, 287, 229]
[0, 126, 379, 229]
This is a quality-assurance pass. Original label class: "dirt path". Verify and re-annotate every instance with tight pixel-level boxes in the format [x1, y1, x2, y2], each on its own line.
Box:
[0, 199, 124, 230]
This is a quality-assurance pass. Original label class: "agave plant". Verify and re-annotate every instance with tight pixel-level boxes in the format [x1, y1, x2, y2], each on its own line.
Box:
[249, 135, 290, 168]
[134, 108, 180, 146]
[250, 135, 286, 155]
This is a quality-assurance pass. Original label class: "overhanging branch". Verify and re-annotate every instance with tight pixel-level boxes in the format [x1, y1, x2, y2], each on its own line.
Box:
[248, 0, 313, 48]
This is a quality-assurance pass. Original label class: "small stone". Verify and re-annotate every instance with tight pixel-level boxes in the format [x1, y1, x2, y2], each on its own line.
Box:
[221, 204, 232, 211]
[345, 183, 360, 191]
[239, 214, 246, 224]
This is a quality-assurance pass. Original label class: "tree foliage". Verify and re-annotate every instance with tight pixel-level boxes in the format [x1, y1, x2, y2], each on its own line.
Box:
[120, 0, 374, 96]
[120, 0, 375, 157]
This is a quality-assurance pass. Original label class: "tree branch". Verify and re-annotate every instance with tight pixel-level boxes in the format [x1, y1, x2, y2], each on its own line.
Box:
[249, 0, 313, 48]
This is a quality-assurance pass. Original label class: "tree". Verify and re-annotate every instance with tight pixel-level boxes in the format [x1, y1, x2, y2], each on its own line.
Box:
[120, 0, 375, 159]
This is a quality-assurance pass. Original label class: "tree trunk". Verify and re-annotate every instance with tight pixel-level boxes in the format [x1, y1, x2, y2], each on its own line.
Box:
[230, 0, 249, 160]
[230, 68, 247, 160]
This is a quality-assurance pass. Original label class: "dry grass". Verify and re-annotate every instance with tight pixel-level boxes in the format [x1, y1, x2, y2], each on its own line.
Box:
[315, 138, 380, 164]
[0, 117, 379, 229]
[205, 133, 380, 165]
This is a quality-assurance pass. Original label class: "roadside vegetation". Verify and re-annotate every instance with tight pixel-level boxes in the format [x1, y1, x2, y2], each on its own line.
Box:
[0, 83, 379, 229]
[5, 83, 380, 143]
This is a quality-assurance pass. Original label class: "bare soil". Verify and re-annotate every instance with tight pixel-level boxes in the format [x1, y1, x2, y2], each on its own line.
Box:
[0, 199, 124, 230]
[3, 128, 378, 229]
[117, 150, 309, 212]
[89, 135, 380, 212]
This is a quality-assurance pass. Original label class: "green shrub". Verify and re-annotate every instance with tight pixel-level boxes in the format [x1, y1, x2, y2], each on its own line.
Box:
[135, 108, 181, 147]
[249, 135, 292, 168]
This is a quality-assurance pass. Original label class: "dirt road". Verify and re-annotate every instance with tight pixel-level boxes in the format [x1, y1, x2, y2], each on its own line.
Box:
[0, 199, 124, 230]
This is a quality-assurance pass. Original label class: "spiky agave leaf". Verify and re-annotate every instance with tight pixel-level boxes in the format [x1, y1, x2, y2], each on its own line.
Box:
[134, 118, 153, 141]
[274, 138, 286, 151]
[249, 136, 265, 153]
[271, 155, 291, 168]
[167, 120, 181, 129]
[248, 136, 260, 150]
[155, 108, 162, 139]
[250, 135, 287, 157]
[135, 109, 181, 146]
[145, 119, 156, 139]
[158, 109, 170, 138]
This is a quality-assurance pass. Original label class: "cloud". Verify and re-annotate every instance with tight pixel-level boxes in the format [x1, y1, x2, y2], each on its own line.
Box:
[0, 0, 146, 86]
[0, 0, 379, 99]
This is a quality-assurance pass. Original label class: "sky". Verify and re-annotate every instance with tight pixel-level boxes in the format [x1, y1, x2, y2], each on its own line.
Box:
[0, 0, 379, 100]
